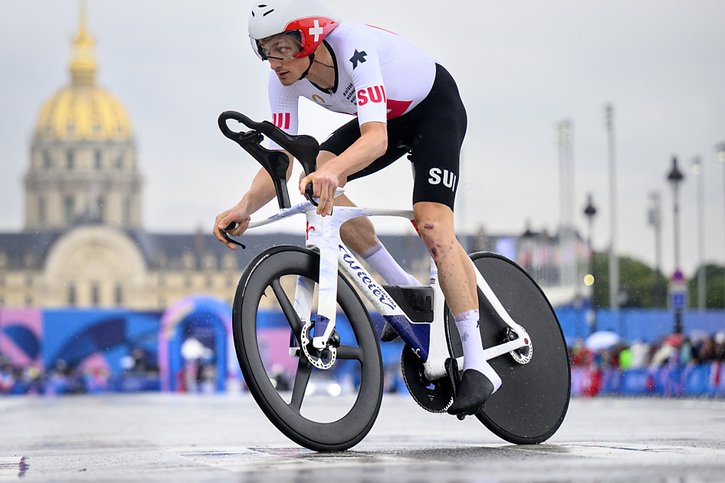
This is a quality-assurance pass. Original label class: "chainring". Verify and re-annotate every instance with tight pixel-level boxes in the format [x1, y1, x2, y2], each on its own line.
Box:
[401, 345, 454, 413]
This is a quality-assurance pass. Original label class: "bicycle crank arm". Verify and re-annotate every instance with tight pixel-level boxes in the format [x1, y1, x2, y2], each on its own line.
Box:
[482, 338, 528, 361]
[453, 338, 529, 369]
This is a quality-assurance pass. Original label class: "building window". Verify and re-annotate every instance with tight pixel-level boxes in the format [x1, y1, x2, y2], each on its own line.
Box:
[97, 195, 105, 222]
[115, 284, 123, 306]
[43, 150, 53, 169]
[64, 196, 75, 224]
[91, 283, 100, 306]
[123, 197, 131, 225]
[94, 150, 103, 170]
[66, 150, 75, 170]
[68, 284, 77, 306]
[39, 196, 46, 224]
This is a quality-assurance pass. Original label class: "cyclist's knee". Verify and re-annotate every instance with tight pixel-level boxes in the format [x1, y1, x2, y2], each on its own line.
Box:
[416, 220, 456, 260]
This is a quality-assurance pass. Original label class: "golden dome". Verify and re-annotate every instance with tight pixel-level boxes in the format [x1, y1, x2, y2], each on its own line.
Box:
[34, 4, 133, 141]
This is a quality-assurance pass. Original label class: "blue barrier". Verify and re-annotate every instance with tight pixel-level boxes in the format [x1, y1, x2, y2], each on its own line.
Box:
[620, 369, 651, 396]
[570, 363, 725, 397]
[557, 308, 725, 344]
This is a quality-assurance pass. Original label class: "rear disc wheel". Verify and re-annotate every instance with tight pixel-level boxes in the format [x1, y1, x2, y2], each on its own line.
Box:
[448, 252, 571, 444]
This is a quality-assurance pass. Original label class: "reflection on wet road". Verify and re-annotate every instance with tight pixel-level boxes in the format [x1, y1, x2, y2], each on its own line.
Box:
[1, 394, 724, 481]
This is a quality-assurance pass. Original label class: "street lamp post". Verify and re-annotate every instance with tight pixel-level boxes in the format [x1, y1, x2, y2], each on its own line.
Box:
[691, 157, 706, 311]
[716, 142, 725, 309]
[667, 156, 685, 334]
[605, 104, 620, 312]
[583, 193, 597, 332]
[647, 191, 665, 306]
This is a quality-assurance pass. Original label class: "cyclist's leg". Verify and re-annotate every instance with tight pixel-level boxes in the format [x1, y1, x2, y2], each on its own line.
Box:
[336, 195, 419, 287]
[404, 63, 503, 414]
[332, 188, 418, 342]
[412, 201, 501, 414]
[317, 149, 418, 287]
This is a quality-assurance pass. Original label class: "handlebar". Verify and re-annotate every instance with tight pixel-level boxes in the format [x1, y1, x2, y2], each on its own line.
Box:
[218, 110, 324, 249]
[219, 222, 246, 250]
[218, 112, 320, 211]
[218, 111, 319, 176]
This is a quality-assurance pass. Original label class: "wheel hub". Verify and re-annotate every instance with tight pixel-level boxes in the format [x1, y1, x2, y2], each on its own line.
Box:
[504, 327, 533, 364]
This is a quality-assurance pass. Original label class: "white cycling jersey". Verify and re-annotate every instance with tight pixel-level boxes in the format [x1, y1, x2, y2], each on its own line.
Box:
[267, 22, 437, 149]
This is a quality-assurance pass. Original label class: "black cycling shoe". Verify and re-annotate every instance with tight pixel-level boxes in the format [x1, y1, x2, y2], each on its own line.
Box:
[447, 369, 496, 416]
[380, 321, 400, 342]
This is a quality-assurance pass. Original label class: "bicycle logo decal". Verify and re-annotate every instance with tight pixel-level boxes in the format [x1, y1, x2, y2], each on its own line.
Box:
[338, 245, 397, 310]
[305, 220, 316, 240]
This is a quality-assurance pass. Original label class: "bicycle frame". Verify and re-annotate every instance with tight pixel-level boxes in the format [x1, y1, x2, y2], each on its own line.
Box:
[246, 195, 531, 381]
[219, 112, 569, 450]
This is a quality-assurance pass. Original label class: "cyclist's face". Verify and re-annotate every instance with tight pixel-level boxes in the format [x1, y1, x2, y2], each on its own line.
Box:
[259, 34, 302, 61]
[259, 34, 307, 85]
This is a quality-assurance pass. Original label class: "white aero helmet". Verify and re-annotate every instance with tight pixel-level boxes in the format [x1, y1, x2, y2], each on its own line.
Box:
[248, 0, 340, 60]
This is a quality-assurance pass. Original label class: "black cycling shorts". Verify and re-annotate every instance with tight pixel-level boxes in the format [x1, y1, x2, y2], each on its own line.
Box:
[319, 63, 467, 210]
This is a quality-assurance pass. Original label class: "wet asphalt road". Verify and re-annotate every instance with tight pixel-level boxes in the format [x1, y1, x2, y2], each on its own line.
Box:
[1, 393, 724, 482]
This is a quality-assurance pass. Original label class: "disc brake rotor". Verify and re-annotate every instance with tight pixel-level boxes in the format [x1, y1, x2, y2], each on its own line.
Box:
[300, 320, 337, 370]
[401, 345, 453, 413]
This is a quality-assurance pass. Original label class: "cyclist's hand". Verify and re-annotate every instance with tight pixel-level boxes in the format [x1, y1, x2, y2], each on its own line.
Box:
[299, 168, 340, 216]
[214, 208, 251, 250]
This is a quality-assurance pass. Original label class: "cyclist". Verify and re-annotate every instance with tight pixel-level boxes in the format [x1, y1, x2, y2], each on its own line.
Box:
[213, 0, 501, 416]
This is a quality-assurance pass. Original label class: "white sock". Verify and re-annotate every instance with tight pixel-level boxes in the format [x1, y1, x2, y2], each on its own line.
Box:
[454, 309, 502, 391]
[362, 241, 420, 286]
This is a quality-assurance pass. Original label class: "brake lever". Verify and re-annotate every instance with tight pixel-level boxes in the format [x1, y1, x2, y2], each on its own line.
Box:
[220, 222, 246, 250]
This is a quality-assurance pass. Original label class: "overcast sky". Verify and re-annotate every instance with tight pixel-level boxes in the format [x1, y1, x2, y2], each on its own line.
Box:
[1, 0, 724, 276]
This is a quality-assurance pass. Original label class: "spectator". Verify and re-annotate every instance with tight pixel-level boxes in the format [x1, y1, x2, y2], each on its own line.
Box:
[629, 340, 651, 369]
[714, 332, 725, 361]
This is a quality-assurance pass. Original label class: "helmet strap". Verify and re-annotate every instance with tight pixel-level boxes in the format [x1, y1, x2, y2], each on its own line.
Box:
[298, 53, 315, 81]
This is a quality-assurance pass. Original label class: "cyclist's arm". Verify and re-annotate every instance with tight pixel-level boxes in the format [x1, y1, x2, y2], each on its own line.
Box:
[329, 121, 387, 177]
[214, 151, 292, 248]
[299, 122, 386, 216]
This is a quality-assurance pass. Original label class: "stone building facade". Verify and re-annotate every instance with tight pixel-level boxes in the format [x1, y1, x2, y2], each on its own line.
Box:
[0, 10, 328, 310]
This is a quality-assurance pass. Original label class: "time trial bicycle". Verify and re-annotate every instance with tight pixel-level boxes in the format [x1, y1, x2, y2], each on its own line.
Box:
[218, 111, 571, 452]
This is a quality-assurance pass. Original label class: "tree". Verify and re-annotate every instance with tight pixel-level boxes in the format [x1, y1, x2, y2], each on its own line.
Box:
[688, 264, 725, 309]
[591, 252, 668, 308]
